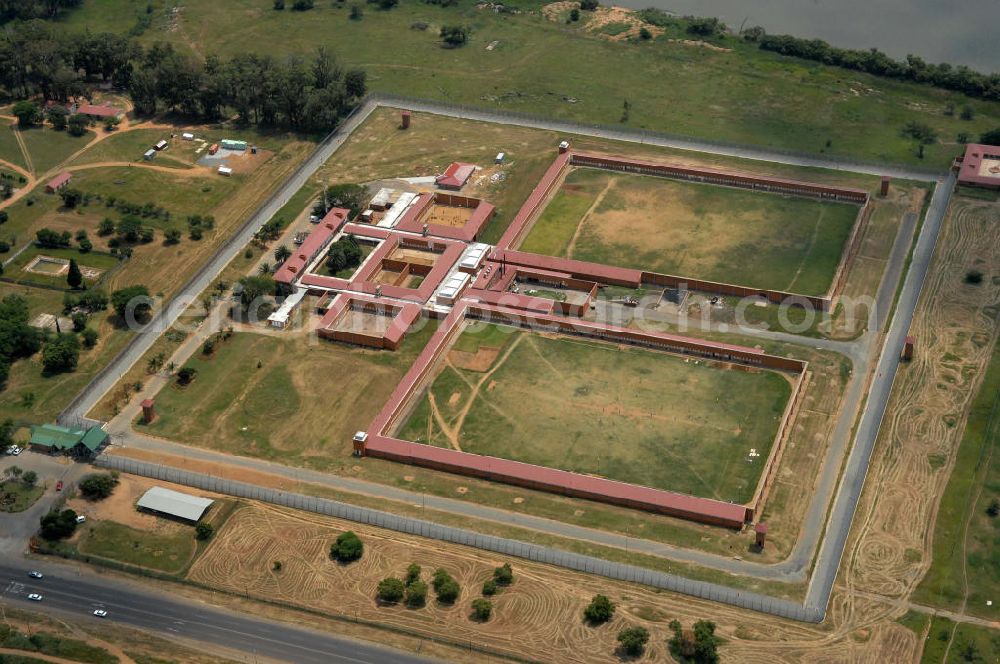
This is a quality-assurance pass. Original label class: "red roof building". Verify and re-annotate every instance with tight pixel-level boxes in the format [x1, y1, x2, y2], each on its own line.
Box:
[273, 208, 349, 285]
[76, 104, 123, 119]
[45, 171, 72, 193]
[957, 143, 1000, 189]
[435, 162, 475, 190]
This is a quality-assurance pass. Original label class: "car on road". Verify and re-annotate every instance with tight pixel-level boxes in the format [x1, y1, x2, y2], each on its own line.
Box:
[92, 609, 107, 617]
[27, 571, 43, 579]
[55, 481, 63, 491]
[27, 593, 42, 601]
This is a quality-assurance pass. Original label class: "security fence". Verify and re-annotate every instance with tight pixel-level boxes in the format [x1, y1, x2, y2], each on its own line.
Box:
[96, 454, 822, 623]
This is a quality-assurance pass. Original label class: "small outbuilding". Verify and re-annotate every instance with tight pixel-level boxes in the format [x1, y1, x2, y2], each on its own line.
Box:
[181, 132, 194, 141]
[137, 487, 214, 523]
[217, 166, 233, 177]
[154, 139, 168, 151]
[45, 171, 72, 193]
[220, 139, 247, 151]
[143, 149, 156, 161]
[29, 423, 108, 457]
[435, 162, 475, 190]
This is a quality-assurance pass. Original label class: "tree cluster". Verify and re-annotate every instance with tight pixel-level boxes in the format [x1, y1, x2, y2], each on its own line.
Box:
[432, 568, 460, 603]
[759, 34, 1000, 102]
[668, 619, 721, 663]
[0, 295, 42, 385]
[111, 284, 153, 322]
[617, 626, 650, 657]
[440, 25, 469, 47]
[129, 44, 366, 132]
[313, 183, 368, 218]
[330, 530, 364, 562]
[0, 0, 83, 23]
[325, 235, 364, 274]
[39, 508, 78, 540]
[41, 332, 79, 374]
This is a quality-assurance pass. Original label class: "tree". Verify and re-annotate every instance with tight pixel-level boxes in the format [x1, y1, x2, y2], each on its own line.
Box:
[960, 105, 975, 121]
[965, 270, 984, 284]
[579, 0, 598, 9]
[36, 227, 69, 247]
[21, 470, 37, 487]
[78, 472, 119, 500]
[291, 0, 314, 9]
[78, 237, 92, 252]
[42, 333, 80, 374]
[569, 8, 579, 21]
[374, 0, 398, 9]
[117, 215, 143, 242]
[12, 101, 42, 127]
[668, 619, 720, 663]
[40, 508, 78, 540]
[58, 188, 83, 208]
[67, 113, 89, 136]
[988, 499, 1000, 517]
[405, 563, 422, 585]
[405, 579, 427, 607]
[111, 285, 152, 321]
[584, 594, 616, 624]
[103, 116, 120, 132]
[195, 522, 215, 540]
[273, 0, 285, 8]
[47, 105, 69, 130]
[980, 128, 1000, 147]
[66, 259, 83, 289]
[176, 366, 197, 385]
[98, 218, 115, 236]
[349, 4, 363, 19]
[639, 27, 652, 40]
[686, 16, 724, 37]
[482, 579, 497, 596]
[377, 577, 405, 603]
[440, 25, 468, 47]
[493, 562, 513, 586]
[616, 626, 650, 657]
[237, 275, 274, 311]
[471, 598, 492, 621]
[274, 244, 292, 263]
[330, 531, 363, 562]
[432, 568, 460, 603]
[901, 120, 937, 145]
[164, 228, 181, 245]
[71, 312, 87, 331]
[81, 327, 98, 348]
[345, 69, 367, 98]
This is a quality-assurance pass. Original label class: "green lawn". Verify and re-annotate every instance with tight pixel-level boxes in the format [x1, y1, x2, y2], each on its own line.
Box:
[920, 616, 1000, 664]
[77, 520, 197, 574]
[19, 127, 95, 174]
[7, 246, 120, 290]
[144, 323, 437, 464]
[0, 122, 27, 171]
[69, 129, 189, 168]
[59, 0, 1000, 168]
[914, 337, 1000, 619]
[0, 480, 45, 513]
[519, 168, 860, 296]
[399, 324, 792, 503]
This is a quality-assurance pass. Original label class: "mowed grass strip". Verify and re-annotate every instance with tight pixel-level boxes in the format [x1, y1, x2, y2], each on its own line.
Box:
[399, 325, 792, 503]
[914, 337, 1000, 616]
[520, 168, 859, 296]
[145, 324, 437, 463]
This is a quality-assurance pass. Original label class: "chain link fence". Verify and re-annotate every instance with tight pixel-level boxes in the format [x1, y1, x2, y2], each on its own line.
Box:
[96, 454, 822, 623]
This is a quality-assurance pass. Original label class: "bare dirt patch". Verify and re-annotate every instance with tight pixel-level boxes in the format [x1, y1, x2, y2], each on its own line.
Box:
[448, 346, 501, 372]
[424, 204, 473, 229]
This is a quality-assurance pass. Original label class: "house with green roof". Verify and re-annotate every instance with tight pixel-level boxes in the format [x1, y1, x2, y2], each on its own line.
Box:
[29, 423, 108, 457]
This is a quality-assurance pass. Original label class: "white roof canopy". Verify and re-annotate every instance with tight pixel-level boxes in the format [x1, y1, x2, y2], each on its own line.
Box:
[137, 487, 214, 521]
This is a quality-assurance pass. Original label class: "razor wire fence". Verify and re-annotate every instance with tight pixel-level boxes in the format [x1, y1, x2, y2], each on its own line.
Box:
[96, 453, 823, 623]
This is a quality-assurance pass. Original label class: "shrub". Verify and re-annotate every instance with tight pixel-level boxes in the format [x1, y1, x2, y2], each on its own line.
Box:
[98, 218, 115, 236]
[405, 580, 428, 607]
[639, 27, 652, 40]
[202, 338, 215, 355]
[195, 522, 214, 540]
[78, 472, 120, 500]
[471, 598, 493, 621]
[377, 577, 405, 603]
[584, 594, 616, 623]
[617, 626, 650, 656]
[965, 269, 984, 284]
[330, 531, 363, 562]
[569, 8, 579, 21]
[273, 560, 283, 570]
[291, 0, 313, 8]
[21, 470, 37, 487]
[67, 114, 89, 136]
[482, 579, 497, 596]
[405, 563, 422, 585]
[440, 25, 468, 47]
[39, 508, 78, 540]
[987, 499, 1000, 517]
[349, 4, 363, 19]
[432, 569, 460, 603]
[71, 312, 88, 332]
[42, 333, 80, 374]
[273, 0, 285, 7]
[579, 0, 598, 9]
[81, 327, 98, 348]
[493, 562, 513, 586]
[176, 366, 197, 385]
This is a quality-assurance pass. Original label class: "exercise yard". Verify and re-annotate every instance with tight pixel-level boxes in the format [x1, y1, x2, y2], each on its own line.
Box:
[518, 168, 860, 297]
[397, 324, 793, 504]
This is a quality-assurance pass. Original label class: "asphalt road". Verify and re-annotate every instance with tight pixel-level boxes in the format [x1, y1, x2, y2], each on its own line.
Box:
[0, 561, 436, 664]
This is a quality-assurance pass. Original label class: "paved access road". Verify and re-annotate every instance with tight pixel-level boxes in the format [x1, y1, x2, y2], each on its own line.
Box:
[0, 561, 435, 664]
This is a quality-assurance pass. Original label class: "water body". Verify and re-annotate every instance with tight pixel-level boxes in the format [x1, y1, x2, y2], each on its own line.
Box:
[609, 0, 1000, 73]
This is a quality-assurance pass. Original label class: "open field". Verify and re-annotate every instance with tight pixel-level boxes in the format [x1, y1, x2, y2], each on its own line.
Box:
[912, 204, 1000, 621]
[520, 167, 860, 295]
[399, 324, 792, 503]
[919, 616, 1000, 663]
[58, 0, 1000, 167]
[18, 126, 95, 174]
[144, 324, 438, 465]
[69, 128, 194, 169]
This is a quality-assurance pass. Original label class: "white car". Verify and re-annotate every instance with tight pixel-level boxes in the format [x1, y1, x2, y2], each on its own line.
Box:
[27, 571, 42, 579]
[92, 609, 108, 618]
[10, 446, 21, 456]
[27, 593, 42, 601]
[75, 515, 86, 524]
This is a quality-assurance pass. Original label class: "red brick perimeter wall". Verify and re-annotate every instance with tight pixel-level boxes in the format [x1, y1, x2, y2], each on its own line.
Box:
[363, 300, 806, 528]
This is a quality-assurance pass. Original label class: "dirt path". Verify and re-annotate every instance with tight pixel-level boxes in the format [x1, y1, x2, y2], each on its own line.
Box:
[66, 160, 204, 177]
[565, 175, 615, 260]
[784, 206, 826, 293]
[12, 127, 34, 175]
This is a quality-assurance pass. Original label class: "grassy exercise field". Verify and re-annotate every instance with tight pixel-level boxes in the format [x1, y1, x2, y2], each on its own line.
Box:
[398, 324, 792, 503]
[519, 168, 860, 296]
[18, 126, 95, 174]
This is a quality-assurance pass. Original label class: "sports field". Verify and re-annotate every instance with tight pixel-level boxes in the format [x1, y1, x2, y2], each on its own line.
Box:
[519, 168, 860, 296]
[398, 324, 792, 504]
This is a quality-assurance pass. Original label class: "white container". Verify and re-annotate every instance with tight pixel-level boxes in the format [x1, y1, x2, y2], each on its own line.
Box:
[217, 166, 233, 177]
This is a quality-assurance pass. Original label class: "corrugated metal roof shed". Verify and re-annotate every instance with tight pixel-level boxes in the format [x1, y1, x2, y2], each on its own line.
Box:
[137, 487, 214, 522]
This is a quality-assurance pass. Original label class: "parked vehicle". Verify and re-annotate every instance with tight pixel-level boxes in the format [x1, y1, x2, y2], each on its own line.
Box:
[93, 609, 108, 617]
[55, 481, 63, 491]
[27, 571, 42, 579]
[75, 515, 86, 524]
[27, 593, 42, 601]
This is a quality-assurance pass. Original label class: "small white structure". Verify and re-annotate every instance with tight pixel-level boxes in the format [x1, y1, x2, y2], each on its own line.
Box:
[459, 243, 489, 272]
[154, 139, 168, 151]
[495, 152, 505, 164]
[181, 132, 195, 141]
[217, 166, 233, 177]
[268, 288, 307, 329]
[143, 149, 156, 161]
[378, 192, 419, 228]
[137, 487, 214, 522]
[370, 187, 396, 210]
[360, 209, 374, 223]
